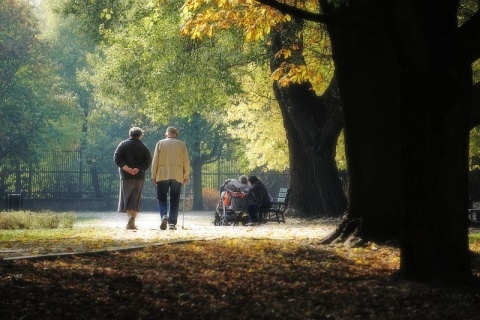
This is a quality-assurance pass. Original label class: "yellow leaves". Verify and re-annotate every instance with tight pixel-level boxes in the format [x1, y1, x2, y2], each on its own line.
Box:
[264, 23, 271, 35]
[245, 29, 252, 41]
[272, 63, 312, 87]
[271, 66, 283, 81]
[354, 257, 369, 265]
[329, 243, 401, 272]
[4, 233, 480, 320]
[274, 49, 291, 59]
[180, 0, 288, 42]
[217, 0, 234, 9]
[223, 62, 289, 170]
[207, 25, 214, 37]
[191, 26, 204, 40]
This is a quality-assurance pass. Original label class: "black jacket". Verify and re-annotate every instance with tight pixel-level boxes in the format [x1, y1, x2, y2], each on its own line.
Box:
[246, 181, 271, 208]
[114, 138, 152, 180]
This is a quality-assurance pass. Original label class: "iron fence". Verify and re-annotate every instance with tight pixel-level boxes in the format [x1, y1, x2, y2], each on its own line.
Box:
[0, 151, 289, 200]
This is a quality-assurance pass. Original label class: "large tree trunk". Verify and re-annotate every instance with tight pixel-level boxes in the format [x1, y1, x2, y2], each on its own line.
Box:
[469, 82, 480, 129]
[395, 2, 471, 280]
[280, 102, 326, 215]
[270, 17, 347, 217]
[320, 2, 402, 244]
[320, 0, 471, 281]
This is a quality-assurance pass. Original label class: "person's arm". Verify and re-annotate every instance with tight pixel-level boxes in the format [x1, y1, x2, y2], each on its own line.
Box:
[114, 142, 135, 174]
[150, 142, 160, 182]
[182, 143, 191, 184]
[247, 184, 260, 203]
[230, 179, 242, 188]
[138, 144, 152, 172]
[114, 142, 126, 168]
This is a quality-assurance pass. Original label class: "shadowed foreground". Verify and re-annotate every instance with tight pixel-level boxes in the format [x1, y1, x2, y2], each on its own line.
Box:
[1, 238, 479, 320]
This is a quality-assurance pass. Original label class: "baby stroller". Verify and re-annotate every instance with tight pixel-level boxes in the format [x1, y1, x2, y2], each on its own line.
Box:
[214, 181, 250, 226]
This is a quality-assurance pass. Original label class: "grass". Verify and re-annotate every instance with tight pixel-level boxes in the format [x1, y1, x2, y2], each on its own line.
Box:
[470, 232, 480, 242]
[0, 210, 76, 230]
[0, 227, 86, 243]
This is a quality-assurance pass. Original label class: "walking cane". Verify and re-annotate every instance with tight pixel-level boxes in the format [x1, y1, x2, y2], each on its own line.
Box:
[182, 185, 186, 229]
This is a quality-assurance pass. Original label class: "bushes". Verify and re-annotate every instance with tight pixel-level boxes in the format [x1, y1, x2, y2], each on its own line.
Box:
[0, 211, 76, 230]
[203, 188, 219, 211]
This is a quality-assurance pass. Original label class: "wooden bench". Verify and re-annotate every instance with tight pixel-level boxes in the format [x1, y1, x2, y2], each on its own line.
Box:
[468, 198, 480, 223]
[262, 188, 289, 223]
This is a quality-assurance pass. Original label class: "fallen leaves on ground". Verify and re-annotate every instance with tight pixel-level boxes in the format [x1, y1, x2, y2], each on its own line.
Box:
[1, 237, 479, 320]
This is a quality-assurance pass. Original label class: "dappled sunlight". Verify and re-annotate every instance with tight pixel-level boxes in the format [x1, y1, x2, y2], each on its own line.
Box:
[0, 211, 336, 259]
[1, 238, 479, 319]
[1, 213, 479, 318]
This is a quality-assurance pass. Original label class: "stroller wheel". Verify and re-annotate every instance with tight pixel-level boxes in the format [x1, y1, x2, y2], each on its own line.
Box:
[213, 215, 221, 226]
[220, 214, 236, 226]
[240, 214, 249, 226]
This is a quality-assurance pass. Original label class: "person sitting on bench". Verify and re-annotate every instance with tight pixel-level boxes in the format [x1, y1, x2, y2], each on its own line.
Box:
[220, 175, 249, 193]
[244, 175, 272, 226]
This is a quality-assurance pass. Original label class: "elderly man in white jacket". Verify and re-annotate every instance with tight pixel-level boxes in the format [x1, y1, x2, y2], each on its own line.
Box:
[151, 127, 190, 230]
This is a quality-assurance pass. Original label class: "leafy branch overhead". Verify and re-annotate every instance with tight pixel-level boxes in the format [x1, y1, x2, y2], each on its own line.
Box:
[181, 0, 331, 90]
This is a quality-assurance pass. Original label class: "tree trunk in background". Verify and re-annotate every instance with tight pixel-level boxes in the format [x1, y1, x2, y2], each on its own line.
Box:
[191, 159, 204, 211]
[89, 165, 102, 198]
[270, 17, 347, 217]
[278, 90, 326, 215]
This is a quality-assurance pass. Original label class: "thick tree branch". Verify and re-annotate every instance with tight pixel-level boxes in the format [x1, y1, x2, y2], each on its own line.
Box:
[255, 0, 381, 27]
[254, 0, 328, 23]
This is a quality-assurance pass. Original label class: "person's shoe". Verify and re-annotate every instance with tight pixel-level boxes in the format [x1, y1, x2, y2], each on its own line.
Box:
[245, 222, 255, 226]
[160, 216, 168, 230]
[169, 224, 177, 230]
[126, 217, 137, 230]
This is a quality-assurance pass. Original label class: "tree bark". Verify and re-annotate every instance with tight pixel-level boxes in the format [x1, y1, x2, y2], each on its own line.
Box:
[89, 165, 102, 198]
[191, 158, 204, 211]
[257, 0, 477, 282]
[269, 17, 347, 217]
[184, 113, 223, 211]
[395, 2, 472, 280]
[469, 82, 480, 129]
[318, 1, 402, 243]
[320, 0, 471, 281]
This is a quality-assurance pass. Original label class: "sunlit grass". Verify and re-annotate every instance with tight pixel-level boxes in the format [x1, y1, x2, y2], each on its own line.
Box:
[0, 228, 81, 242]
[0, 210, 76, 230]
[469, 232, 480, 253]
[0, 211, 478, 261]
[470, 232, 480, 241]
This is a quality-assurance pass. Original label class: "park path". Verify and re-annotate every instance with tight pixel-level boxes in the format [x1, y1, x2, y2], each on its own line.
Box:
[0, 211, 337, 260]
[74, 210, 336, 241]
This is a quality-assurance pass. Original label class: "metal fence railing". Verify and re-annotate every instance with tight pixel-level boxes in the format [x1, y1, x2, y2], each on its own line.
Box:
[0, 151, 289, 200]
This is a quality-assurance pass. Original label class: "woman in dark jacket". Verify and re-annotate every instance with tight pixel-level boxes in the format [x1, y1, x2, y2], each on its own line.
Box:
[114, 127, 152, 230]
[245, 175, 271, 225]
